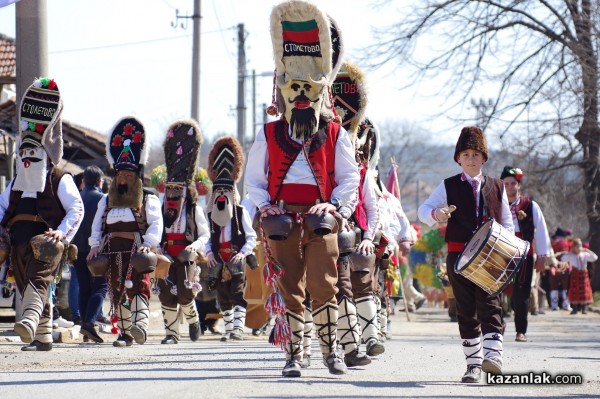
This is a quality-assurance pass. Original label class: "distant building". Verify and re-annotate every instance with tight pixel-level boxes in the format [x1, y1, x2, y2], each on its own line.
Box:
[0, 34, 117, 187]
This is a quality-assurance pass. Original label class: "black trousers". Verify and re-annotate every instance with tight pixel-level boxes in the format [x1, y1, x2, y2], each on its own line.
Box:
[447, 252, 503, 339]
[511, 255, 534, 334]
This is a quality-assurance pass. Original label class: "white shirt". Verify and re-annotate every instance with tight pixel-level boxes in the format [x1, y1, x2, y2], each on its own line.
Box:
[561, 250, 598, 271]
[245, 124, 359, 209]
[205, 207, 257, 256]
[164, 203, 210, 253]
[361, 173, 380, 241]
[418, 175, 514, 232]
[509, 197, 551, 256]
[88, 194, 163, 248]
[0, 175, 84, 242]
[380, 184, 412, 244]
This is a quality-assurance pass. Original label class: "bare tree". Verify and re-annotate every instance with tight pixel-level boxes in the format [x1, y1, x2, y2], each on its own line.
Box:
[366, 0, 600, 289]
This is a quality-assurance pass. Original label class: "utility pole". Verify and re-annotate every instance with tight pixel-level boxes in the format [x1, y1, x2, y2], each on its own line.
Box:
[237, 23, 246, 151]
[191, 0, 201, 121]
[237, 23, 246, 195]
[171, 2, 202, 121]
[14, 0, 48, 181]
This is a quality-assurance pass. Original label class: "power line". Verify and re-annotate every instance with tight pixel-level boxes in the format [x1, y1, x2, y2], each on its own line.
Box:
[49, 27, 234, 54]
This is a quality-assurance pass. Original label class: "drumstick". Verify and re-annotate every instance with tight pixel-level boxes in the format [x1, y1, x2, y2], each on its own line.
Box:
[447, 205, 456, 213]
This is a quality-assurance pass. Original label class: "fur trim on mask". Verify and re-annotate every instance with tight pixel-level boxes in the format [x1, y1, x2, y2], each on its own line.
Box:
[164, 119, 203, 184]
[356, 118, 380, 172]
[333, 60, 368, 139]
[454, 126, 488, 163]
[18, 78, 64, 165]
[108, 175, 143, 209]
[271, 0, 332, 87]
[207, 136, 244, 183]
[105, 116, 149, 171]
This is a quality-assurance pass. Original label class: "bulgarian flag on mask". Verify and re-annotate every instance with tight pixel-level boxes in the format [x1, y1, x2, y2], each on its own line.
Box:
[281, 19, 322, 57]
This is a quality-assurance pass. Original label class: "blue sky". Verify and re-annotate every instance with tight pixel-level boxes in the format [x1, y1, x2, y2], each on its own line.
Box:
[0, 0, 465, 146]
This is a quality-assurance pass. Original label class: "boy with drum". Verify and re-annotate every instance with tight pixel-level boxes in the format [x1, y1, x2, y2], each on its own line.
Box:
[418, 127, 513, 383]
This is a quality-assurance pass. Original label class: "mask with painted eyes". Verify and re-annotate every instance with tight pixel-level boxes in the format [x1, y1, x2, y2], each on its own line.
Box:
[210, 187, 234, 227]
[163, 183, 186, 228]
[13, 144, 47, 193]
[280, 78, 325, 141]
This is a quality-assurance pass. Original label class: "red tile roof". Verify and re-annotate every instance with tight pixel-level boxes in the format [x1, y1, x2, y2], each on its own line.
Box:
[0, 34, 16, 80]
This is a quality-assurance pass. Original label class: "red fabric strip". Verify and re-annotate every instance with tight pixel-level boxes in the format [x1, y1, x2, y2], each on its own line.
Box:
[447, 241, 465, 253]
[282, 27, 319, 43]
[278, 184, 321, 205]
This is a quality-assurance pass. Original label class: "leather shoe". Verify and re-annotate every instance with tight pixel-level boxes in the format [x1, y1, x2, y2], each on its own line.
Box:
[515, 333, 527, 342]
[21, 340, 52, 351]
[300, 355, 311, 369]
[189, 321, 201, 342]
[113, 333, 134, 347]
[344, 349, 371, 367]
[324, 352, 347, 375]
[461, 365, 481, 383]
[14, 320, 34, 343]
[282, 359, 302, 377]
[80, 323, 104, 343]
[130, 325, 147, 345]
[161, 335, 179, 344]
[365, 337, 385, 356]
[230, 328, 244, 340]
[482, 357, 503, 375]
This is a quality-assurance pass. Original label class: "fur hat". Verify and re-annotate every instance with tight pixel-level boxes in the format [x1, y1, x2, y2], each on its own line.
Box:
[164, 119, 203, 184]
[454, 126, 488, 163]
[106, 117, 149, 174]
[500, 166, 524, 182]
[356, 117, 380, 172]
[271, 0, 333, 88]
[332, 60, 368, 138]
[207, 136, 244, 191]
[17, 77, 64, 164]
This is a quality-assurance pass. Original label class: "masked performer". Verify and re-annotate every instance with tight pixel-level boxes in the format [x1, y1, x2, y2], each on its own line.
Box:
[327, 60, 375, 367]
[0, 78, 83, 351]
[205, 137, 256, 342]
[157, 120, 210, 344]
[88, 117, 163, 347]
[246, 1, 359, 377]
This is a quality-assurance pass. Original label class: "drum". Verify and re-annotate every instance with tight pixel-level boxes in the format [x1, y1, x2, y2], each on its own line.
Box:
[454, 219, 529, 296]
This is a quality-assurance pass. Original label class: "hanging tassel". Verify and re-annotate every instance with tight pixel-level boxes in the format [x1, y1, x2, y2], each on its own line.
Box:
[268, 317, 291, 350]
[265, 291, 286, 316]
[151, 286, 161, 295]
[191, 282, 202, 294]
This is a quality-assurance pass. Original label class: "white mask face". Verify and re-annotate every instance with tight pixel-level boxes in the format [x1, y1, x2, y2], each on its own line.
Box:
[13, 146, 47, 193]
[280, 79, 324, 140]
[211, 187, 234, 227]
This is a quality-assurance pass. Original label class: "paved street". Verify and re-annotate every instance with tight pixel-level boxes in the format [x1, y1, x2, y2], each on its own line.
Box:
[0, 301, 598, 399]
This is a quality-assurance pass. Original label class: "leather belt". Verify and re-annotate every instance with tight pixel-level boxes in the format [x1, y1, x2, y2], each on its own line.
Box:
[7, 214, 46, 228]
[109, 232, 137, 240]
[167, 240, 189, 246]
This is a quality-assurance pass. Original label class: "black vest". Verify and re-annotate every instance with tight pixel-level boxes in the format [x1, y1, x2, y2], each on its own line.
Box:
[0, 167, 67, 230]
[444, 174, 503, 243]
[515, 196, 534, 243]
[208, 205, 246, 262]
